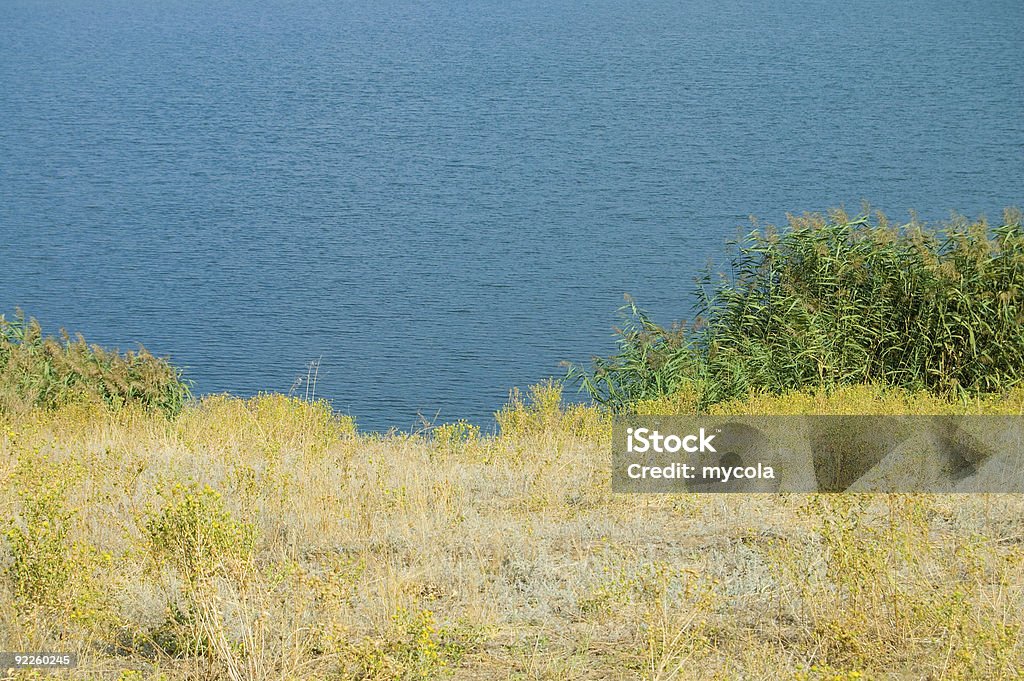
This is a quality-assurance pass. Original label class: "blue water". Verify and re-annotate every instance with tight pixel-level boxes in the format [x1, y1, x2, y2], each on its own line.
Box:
[2, 0, 1022, 430]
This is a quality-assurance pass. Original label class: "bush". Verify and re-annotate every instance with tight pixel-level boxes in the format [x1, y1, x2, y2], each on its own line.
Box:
[495, 379, 608, 440]
[0, 310, 192, 416]
[3, 452, 111, 632]
[142, 483, 258, 664]
[144, 482, 256, 588]
[349, 607, 484, 680]
[4, 477, 75, 608]
[571, 208, 1024, 409]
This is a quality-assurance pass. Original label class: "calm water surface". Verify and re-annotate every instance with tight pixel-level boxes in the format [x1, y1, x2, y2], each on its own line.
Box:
[2, 0, 1022, 430]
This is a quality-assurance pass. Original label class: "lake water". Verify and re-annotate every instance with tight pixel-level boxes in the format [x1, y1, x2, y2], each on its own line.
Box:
[2, 0, 1022, 430]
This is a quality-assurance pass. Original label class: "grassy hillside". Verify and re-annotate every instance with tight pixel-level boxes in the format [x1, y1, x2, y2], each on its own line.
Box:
[2, 383, 1024, 680]
[3, 210, 1023, 678]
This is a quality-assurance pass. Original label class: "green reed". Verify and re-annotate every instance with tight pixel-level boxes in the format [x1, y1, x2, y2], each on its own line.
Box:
[570, 208, 1024, 409]
[0, 310, 192, 416]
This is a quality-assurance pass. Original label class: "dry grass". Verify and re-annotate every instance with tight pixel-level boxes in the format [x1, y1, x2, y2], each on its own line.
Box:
[2, 383, 1024, 680]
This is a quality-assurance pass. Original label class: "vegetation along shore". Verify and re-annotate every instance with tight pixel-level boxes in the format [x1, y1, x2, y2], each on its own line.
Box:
[2, 209, 1023, 679]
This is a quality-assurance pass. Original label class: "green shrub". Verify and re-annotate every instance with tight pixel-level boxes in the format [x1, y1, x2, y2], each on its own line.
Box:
[142, 483, 258, 661]
[4, 479, 74, 608]
[572, 208, 1024, 409]
[144, 482, 256, 588]
[432, 419, 480, 451]
[349, 607, 484, 680]
[0, 310, 192, 416]
[494, 379, 609, 441]
[3, 454, 111, 631]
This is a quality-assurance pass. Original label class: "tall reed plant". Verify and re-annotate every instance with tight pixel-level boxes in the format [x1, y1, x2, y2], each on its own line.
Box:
[571, 208, 1024, 409]
[0, 310, 192, 416]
